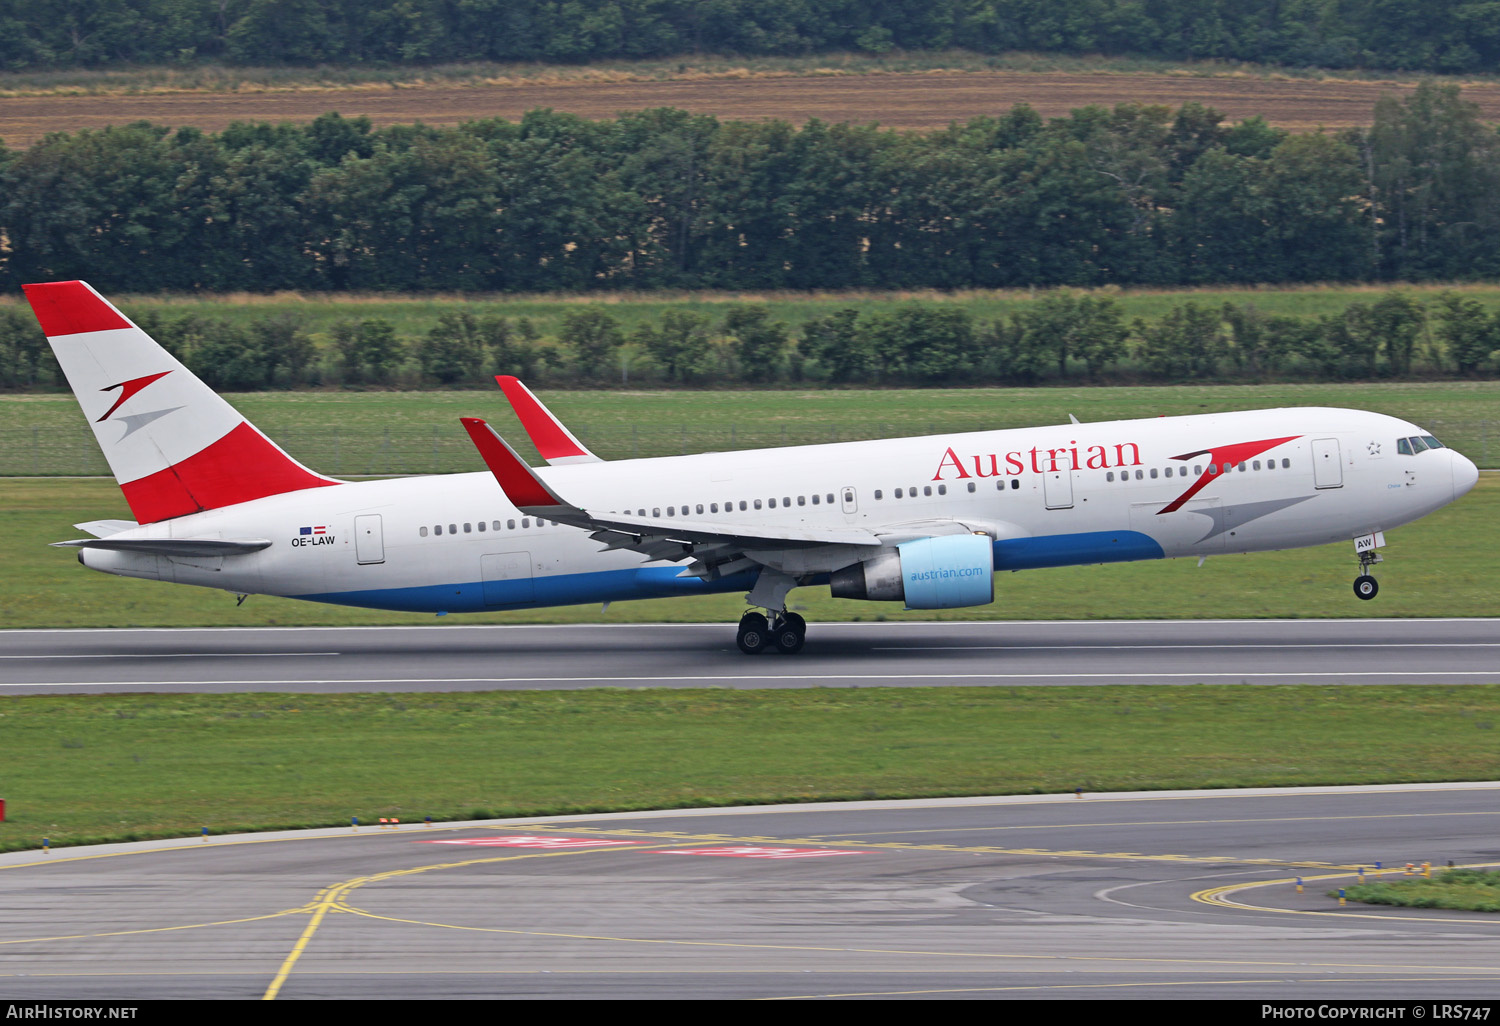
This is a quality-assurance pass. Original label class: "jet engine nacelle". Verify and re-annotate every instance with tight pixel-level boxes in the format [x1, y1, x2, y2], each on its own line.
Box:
[829, 534, 995, 609]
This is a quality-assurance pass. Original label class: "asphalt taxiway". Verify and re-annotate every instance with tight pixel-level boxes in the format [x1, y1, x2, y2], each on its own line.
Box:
[1, 619, 1497, 694]
[1, 784, 1498, 1000]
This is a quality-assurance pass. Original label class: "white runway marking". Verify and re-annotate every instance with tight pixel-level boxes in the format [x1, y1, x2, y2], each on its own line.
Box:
[4, 670, 1500, 689]
[0, 652, 341, 660]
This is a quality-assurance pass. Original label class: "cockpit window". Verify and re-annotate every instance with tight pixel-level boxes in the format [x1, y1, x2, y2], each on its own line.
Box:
[1422, 435, 1445, 450]
[1397, 437, 1412, 455]
[1408, 435, 1429, 453]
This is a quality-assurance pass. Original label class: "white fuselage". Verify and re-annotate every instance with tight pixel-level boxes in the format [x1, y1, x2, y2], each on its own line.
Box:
[78, 407, 1476, 613]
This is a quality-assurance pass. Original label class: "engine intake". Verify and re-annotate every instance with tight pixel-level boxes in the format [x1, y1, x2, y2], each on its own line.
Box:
[829, 534, 995, 609]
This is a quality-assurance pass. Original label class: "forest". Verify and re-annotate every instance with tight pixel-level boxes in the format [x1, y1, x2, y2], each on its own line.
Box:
[3, 84, 1498, 295]
[5, 1, 1500, 75]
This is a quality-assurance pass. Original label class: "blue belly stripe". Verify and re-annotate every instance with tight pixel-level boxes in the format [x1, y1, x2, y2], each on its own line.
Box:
[993, 530, 1162, 570]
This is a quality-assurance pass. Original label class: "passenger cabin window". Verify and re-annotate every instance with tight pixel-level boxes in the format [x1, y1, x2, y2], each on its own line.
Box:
[420, 526, 428, 537]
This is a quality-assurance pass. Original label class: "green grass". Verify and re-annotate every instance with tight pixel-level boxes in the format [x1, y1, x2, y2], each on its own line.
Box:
[5, 381, 1500, 476]
[2, 474, 1494, 629]
[1341, 868, 1500, 912]
[6, 282, 1499, 343]
[1, 685, 1497, 852]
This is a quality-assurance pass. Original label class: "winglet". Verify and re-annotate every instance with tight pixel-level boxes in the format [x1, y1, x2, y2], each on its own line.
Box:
[494, 376, 601, 465]
[21, 280, 132, 337]
[460, 417, 577, 516]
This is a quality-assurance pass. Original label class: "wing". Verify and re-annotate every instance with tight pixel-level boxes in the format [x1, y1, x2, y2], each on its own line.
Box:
[493, 376, 602, 466]
[459, 416, 884, 581]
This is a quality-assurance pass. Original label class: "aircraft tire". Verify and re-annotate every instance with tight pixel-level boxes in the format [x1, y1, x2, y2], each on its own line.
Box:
[1353, 575, 1379, 600]
[736, 613, 770, 655]
[773, 624, 805, 655]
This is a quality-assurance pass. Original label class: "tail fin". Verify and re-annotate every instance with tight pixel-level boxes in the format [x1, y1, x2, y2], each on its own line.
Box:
[23, 281, 338, 524]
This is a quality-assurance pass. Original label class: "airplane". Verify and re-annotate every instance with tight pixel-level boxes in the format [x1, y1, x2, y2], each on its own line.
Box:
[24, 280, 1480, 655]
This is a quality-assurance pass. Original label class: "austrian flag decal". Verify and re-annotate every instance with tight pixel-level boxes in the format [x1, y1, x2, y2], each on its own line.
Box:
[292, 525, 335, 547]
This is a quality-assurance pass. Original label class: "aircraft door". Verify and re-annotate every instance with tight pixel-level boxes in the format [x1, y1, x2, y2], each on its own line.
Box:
[354, 515, 385, 564]
[841, 487, 858, 514]
[482, 551, 534, 606]
[1312, 438, 1344, 489]
[1043, 467, 1074, 509]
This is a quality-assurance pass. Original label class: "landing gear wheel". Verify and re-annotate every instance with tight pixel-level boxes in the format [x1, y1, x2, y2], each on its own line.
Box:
[1353, 575, 1379, 601]
[736, 613, 769, 655]
[772, 617, 806, 654]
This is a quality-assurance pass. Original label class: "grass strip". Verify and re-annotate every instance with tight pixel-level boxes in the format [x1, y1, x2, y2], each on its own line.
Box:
[5, 381, 1500, 476]
[1340, 869, 1500, 912]
[1, 684, 1497, 853]
[11, 283, 1500, 342]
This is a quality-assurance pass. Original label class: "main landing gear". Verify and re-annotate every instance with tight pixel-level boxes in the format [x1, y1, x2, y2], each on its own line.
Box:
[736, 610, 807, 655]
[1353, 548, 1382, 601]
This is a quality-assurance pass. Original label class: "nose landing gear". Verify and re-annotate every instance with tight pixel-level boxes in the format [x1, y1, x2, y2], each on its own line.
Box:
[1353, 548, 1382, 601]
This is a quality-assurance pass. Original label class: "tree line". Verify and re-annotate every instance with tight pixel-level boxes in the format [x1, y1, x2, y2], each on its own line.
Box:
[4, 84, 1500, 294]
[5, 1, 1500, 75]
[6, 290, 1500, 391]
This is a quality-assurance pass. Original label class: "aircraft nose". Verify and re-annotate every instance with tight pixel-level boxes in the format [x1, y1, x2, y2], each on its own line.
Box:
[1452, 450, 1480, 500]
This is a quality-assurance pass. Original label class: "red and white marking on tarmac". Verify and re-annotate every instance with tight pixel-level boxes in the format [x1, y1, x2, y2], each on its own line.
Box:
[421, 835, 638, 849]
[656, 846, 867, 859]
[419, 836, 870, 858]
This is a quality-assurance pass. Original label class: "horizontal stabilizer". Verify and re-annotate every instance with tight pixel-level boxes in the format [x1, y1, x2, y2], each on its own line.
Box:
[52, 538, 272, 557]
[72, 519, 139, 538]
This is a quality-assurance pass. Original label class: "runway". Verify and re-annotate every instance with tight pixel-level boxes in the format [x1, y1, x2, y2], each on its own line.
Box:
[2, 783, 1498, 1000]
[1, 619, 1498, 694]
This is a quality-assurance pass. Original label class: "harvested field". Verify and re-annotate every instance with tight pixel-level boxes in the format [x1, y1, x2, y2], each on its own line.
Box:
[3, 70, 1497, 147]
